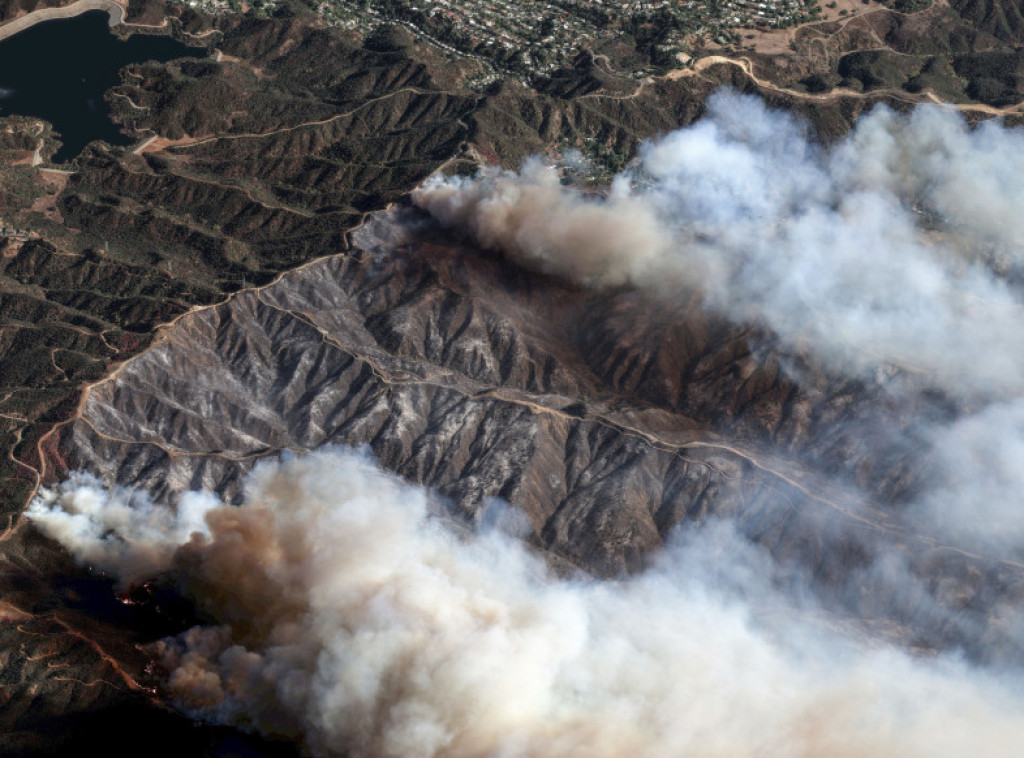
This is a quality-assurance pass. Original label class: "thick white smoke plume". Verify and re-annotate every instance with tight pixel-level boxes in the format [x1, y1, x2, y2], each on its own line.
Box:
[413, 92, 1024, 397]
[27, 93, 1024, 755]
[26, 472, 216, 586]
[26, 448, 1024, 757]
[414, 91, 1024, 552]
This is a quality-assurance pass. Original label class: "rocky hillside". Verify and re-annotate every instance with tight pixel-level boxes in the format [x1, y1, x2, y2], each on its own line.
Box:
[3, 0, 1023, 752]
[56, 205, 1024, 661]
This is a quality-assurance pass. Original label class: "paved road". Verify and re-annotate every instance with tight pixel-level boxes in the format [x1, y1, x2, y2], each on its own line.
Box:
[0, 0, 125, 43]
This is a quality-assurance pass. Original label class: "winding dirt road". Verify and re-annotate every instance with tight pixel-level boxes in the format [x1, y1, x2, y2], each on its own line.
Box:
[672, 54, 1024, 116]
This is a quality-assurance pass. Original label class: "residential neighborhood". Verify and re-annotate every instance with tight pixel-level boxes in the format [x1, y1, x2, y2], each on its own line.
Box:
[313, 0, 823, 76]
[179, 0, 824, 78]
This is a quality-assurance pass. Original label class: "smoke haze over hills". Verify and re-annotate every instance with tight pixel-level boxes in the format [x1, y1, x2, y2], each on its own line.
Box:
[413, 89, 1024, 561]
[27, 449, 1024, 758]
[414, 91, 1024, 397]
[26, 91, 1024, 755]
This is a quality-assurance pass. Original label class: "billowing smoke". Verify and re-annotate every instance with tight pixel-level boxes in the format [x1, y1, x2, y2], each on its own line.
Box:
[26, 92, 1024, 755]
[26, 448, 1024, 757]
[413, 92, 1024, 397]
[913, 396, 1024, 553]
[26, 471, 217, 586]
[408, 158, 672, 287]
[413, 90, 1024, 556]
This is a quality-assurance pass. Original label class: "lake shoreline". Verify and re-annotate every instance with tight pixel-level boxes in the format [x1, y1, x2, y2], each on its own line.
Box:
[0, 0, 126, 42]
[0, 8, 202, 161]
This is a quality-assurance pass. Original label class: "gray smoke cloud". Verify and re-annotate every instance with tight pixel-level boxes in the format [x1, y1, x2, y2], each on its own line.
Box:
[26, 448, 1024, 757]
[413, 90, 1024, 554]
[913, 396, 1024, 554]
[25, 92, 1024, 755]
[413, 91, 1024, 397]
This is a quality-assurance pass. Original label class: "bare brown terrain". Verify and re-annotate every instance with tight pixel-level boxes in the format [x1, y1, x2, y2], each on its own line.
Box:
[51, 205, 1024, 662]
[672, 52, 1024, 116]
[2, 0, 1024, 750]
[687, 0, 1024, 119]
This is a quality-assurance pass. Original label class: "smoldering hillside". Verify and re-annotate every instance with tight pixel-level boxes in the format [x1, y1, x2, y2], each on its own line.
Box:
[26, 91, 1024, 756]
[28, 450, 1024, 758]
[414, 91, 1024, 397]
